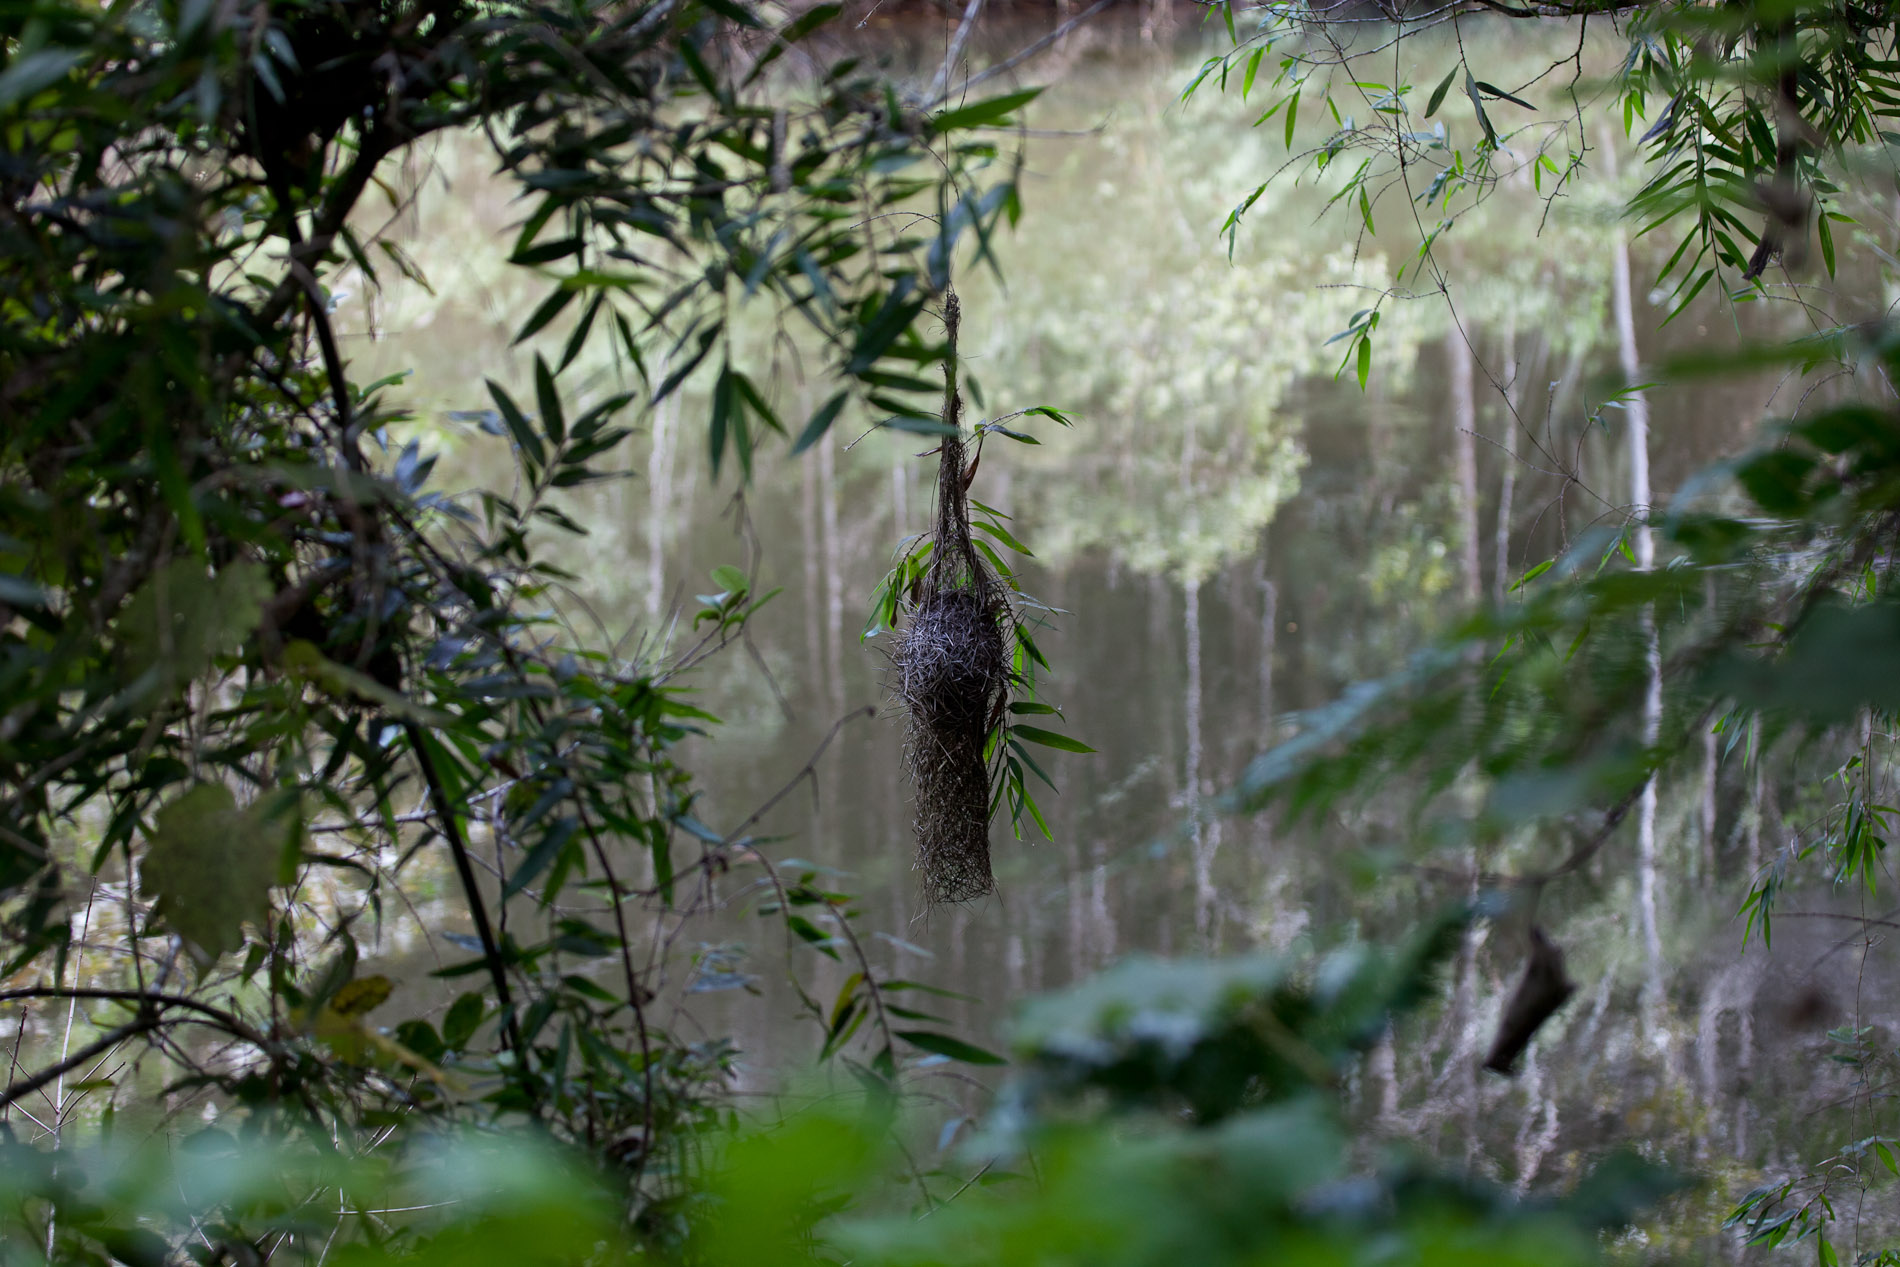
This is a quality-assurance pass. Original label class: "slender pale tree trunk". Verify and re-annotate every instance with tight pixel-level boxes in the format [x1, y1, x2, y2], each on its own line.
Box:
[1700, 593, 1720, 882]
[1609, 181, 1665, 1026]
[1254, 550, 1278, 868]
[1149, 572, 1177, 957]
[1027, 909, 1046, 990]
[1066, 832, 1087, 980]
[1512, 1051, 1561, 1193]
[1090, 835, 1115, 962]
[1186, 578, 1217, 942]
[1545, 341, 1589, 551]
[1255, 549, 1277, 745]
[645, 360, 679, 623]
[818, 433, 844, 713]
[890, 450, 909, 541]
[1494, 325, 1522, 603]
[1745, 725, 1765, 876]
[800, 451, 823, 692]
[1448, 330, 1482, 604]
[1445, 875, 1482, 1171]
[1735, 1001, 1755, 1158]
[1370, 1030, 1400, 1124]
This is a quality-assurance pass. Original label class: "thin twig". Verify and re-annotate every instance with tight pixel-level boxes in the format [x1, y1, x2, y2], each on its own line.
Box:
[927, 0, 986, 106]
[931, 0, 1123, 107]
[1, 1017, 157, 1113]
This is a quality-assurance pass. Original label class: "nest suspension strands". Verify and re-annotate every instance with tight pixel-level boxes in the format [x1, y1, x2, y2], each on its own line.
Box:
[893, 292, 1009, 904]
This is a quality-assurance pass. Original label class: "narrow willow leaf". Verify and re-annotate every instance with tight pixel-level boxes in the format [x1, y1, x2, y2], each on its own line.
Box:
[487, 380, 545, 468]
[897, 1029, 1006, 1065]
[1012, 724, 1095, 753]
[931, 88, 1042, 134]
[1242, 47, 1264, 100]
[513, 287, 576, 345]
[793, 390, 850, 455]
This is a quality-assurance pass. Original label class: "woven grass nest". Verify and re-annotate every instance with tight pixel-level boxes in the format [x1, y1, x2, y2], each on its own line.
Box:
[891, 292, 1011, 904]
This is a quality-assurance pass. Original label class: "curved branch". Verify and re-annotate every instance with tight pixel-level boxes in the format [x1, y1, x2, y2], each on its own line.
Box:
[0, 1015, 158, 1112]
[0, 987, 289, 1113]
[401, 721, 528, 1063]
[0, 987, 270, 1049]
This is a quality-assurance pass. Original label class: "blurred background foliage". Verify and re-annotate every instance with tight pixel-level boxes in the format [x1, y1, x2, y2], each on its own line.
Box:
[0, 911, 1685, 1265]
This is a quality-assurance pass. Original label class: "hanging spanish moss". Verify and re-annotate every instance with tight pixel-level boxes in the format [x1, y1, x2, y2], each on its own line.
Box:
[891, 291, 1010, 904]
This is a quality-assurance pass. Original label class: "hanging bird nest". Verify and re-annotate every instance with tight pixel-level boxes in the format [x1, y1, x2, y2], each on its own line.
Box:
[890, 292, 1010, 904]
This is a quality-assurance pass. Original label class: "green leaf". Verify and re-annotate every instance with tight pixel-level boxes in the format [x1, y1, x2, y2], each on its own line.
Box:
[694, 0, 761, 28]
[746, 2, 841, 83]
[503, 817, 579, 901]
[395, 1020, 445, 1062]
[788, 914, 841, 959]
[0, 574, 49, 607]
[883, 979, 979, 1002]
[885, 1004, 947, 1023]
[709, 362, 733, 476]
[1511, 558, 1555, 591]
[330, 975, 394, 1017]
[119, 559, 272, 693]
[487, 380, 546, 468]
[792, 390, 850, 455]
[443, 991, 486, 1049]
[1241, 47, 1264, 100]
[711, 565, 749, 594]
[509, 236, 584, 267]
[1012, 724, 1095, 753]
[730, 371, 784, 436]
[533, 355, 566, 446]
[1877, 1139, 1898, 1175]
[1355, 336, 1372, 390]
[142, 783, 301, 960]
[1464, 72, 1496, 145]
[559, 292, 601, 371]
[931, 88, 1042, 134]
[1474, 80, 1535, 110]
[1424, 67, 1457, 118]
[973, 519, 1034, 556]
[0, 50, 84, 110]
[882, 416, 957, 437]
[897, 1029, 1006, 1065]
[514, 286, 577, 345]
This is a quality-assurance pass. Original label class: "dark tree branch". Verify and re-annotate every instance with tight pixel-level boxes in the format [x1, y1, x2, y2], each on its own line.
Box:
[0, 988, 271, 1049]
[402, 720, 529, 1064]
[0, 1015, 157, 1113]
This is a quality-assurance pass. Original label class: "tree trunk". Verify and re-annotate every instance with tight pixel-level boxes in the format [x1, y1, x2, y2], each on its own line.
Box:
[645, 362, 679, 623]
[800, 451, 823, 693]
[1255, 548, 1277, 746]
[1609, 175, 1665, 1025]
[1494, 326, 1521, 603]
[1448, 330, 1482, 605]
[818, 432, 844, 713]
[1185, 577, 1217, 944]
